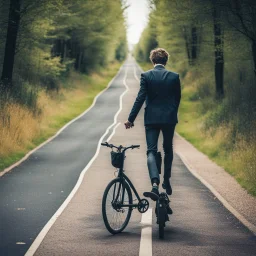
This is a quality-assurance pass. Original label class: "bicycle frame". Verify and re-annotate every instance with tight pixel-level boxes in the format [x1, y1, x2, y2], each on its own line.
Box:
[114, 150, 142, 209]
[102, 141, 168, 238]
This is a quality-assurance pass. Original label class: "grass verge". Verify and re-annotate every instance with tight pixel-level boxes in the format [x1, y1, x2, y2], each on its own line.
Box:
[0, 62, 122, 172]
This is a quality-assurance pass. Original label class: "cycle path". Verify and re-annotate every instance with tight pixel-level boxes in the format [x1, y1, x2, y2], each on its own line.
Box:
[33, 58, 256, 255]
[33, 57, 149, 256]
[0, 60, 127, 256]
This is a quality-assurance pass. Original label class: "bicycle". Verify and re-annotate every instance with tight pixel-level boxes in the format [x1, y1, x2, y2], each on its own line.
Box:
[101, 142, 170, 239]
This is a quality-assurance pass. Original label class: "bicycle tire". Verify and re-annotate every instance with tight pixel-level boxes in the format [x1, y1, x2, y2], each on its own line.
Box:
[102, 178, 133, 234]
[157, 203, 166, 239]
[159, 222, 164, 239]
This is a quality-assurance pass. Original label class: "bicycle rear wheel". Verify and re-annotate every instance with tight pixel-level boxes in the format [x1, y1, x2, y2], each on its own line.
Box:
[102, 178, 133, 234]
[157, 202, 166, 239]
[159, 221, 164, 239]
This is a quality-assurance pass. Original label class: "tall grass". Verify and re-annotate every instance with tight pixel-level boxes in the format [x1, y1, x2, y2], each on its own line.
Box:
[183, 66, 256, 195]
[0, 103, 40, 158]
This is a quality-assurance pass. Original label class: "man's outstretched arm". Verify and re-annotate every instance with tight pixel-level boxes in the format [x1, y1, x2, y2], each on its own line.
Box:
[125, 73, 147, 128]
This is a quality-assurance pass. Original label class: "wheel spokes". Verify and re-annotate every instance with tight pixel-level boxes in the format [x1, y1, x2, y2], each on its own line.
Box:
[105, 181, 129, 231]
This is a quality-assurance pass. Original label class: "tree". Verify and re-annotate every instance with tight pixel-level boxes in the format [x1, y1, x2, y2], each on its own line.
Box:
[212, 0, 224, 98]
[1, 0, 21, 89]
[183, 25, 200, 65]
[0, 0, 128, 92]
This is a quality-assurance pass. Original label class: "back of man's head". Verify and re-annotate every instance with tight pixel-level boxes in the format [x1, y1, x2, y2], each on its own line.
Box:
[149, 48, 169, 66]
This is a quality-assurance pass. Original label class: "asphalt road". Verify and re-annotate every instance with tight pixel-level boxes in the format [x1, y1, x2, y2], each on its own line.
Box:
[1, 57, 256, 256]
[0, 65, 126, 255]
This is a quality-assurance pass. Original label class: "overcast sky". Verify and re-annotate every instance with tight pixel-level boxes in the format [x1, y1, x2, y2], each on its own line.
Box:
[125, 0, 150, 47]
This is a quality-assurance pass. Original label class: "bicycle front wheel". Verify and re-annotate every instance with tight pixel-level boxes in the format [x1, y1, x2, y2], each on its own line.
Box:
[102, 178, 133, 234]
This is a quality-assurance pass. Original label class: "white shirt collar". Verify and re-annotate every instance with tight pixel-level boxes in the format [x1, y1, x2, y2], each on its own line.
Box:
[154, 63, 165, 67]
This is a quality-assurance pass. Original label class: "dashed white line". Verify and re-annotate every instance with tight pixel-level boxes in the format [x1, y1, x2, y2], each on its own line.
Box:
[106, 123, 121, 142]
[113, 68, 129, 125]
[139, 208, 153, 256]
[134, 66, 140, 82]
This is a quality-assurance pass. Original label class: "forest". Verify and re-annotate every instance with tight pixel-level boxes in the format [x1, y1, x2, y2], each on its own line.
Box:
[0, 0, 127, 169]
[134, 0, 256, 195]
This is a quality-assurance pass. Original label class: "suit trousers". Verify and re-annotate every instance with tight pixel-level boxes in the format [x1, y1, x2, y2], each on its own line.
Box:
[145, 124, 176, 185]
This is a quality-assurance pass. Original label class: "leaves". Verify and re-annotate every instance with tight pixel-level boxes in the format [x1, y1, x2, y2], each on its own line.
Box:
[0, 0, 128, 88]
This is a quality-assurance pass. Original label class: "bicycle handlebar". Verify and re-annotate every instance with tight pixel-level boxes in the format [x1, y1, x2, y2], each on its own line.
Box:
[101, 142, 140, 151]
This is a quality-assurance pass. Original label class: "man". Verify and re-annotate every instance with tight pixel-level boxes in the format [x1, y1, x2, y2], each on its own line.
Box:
[124, 48, 181, 213]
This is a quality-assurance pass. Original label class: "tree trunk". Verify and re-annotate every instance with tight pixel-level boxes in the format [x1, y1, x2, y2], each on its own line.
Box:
[183, 26, 192, 65]
[213, 0, 224, 98]
[75, 51, 83, 71]
[52, 39, 61, 57]
[58, 40, 66, 63]
[66, 39, 71, 59]
[62, 41, 67, 62]
[252, 40, 256, 76]
[1, 0, 21, 89]
[191, 27, 197, 64]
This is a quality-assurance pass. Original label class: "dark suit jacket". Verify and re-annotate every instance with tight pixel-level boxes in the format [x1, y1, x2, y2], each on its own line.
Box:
[128, 65, 181, 125]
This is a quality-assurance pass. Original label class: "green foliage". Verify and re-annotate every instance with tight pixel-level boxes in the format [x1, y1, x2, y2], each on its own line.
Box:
[116, 37, 128, 61]
[0, 0, 127, 89]
[205, 69, 256, 139]
[0, 0, 128, 138]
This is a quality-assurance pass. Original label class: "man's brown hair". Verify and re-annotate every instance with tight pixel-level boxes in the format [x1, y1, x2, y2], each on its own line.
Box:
[149, 48, 169, 65]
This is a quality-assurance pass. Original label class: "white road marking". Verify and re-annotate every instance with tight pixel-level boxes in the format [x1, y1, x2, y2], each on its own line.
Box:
[0, 66, 124, 177]
[106, 123, 120, 142]
[139, 208, 153, 256]
[25, 66, 129, 256]
[175, 138, 256, 235]
[133, 56, 144, 74]
[106, 66, 129, 142]
[134, 66, 140, 82]
[112, 67, 129, 125]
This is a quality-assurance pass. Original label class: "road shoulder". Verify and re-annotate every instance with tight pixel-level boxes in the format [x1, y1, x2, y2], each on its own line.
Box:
[174, 132, 256, 232]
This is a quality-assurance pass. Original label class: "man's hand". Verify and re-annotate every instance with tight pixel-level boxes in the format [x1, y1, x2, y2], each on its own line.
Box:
[124, 120, 134, 129]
